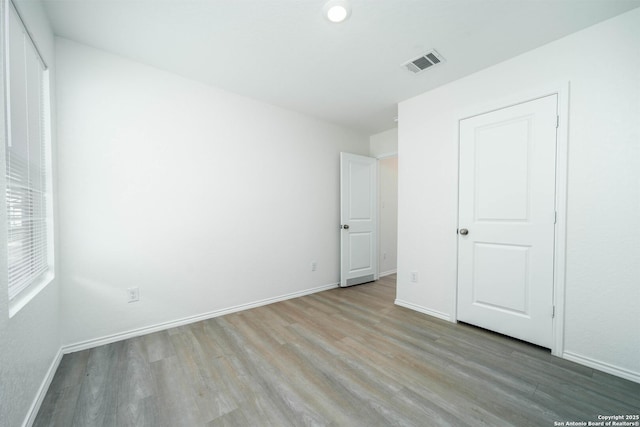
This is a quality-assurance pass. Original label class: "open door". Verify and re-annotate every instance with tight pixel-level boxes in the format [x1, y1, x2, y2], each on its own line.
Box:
[340, 153, 378, 287]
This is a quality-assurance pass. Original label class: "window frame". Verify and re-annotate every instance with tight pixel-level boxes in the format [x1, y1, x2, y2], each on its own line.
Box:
[3, 0, 55, 317]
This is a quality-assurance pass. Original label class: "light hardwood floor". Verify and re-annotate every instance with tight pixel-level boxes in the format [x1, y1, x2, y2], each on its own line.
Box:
[35, 275, 640, 426]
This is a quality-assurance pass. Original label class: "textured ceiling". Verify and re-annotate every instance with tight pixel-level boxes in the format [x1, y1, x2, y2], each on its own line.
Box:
[42, 0, 640, 134]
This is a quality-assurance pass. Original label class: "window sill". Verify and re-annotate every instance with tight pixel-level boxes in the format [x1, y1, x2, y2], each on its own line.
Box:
[8, 271, 55, 318]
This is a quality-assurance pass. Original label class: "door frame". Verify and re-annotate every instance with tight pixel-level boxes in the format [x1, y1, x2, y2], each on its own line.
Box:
[452, 83, 569, 357]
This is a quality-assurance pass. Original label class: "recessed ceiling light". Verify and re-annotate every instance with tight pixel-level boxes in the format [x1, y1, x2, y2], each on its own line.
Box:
[323, 0, 351, 23]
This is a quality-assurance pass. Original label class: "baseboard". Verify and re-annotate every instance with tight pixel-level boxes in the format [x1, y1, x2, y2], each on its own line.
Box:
[394, 299, 453, 322]
[63, 282, 339, 354]
[563, 351, 640, 384]
[379, 269, 397, 277]
[23, 347, 63, 427]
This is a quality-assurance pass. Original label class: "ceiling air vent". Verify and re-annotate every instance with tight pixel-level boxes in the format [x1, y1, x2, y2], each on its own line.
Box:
[403, 50, 445, 74]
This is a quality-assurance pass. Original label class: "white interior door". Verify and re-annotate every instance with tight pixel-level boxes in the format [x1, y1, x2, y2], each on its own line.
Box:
[340, 153, 377, 287]
[457, 95, 558, 348]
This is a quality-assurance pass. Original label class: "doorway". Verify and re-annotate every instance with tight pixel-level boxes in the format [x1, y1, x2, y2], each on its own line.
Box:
[378, 155, 398, 277]
[456, 94, 559, 349]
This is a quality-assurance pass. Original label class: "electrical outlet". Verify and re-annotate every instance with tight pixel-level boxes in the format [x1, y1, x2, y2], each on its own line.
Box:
[311, 261, 317, 272]
[410, 271, 418, 283]
[127, 287, 139, 303]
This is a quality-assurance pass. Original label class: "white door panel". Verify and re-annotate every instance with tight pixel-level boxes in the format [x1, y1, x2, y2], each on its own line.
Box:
[340, 153, 377, 287]
[472, 242, 530, 315]
[457, 95, 557, 348]
[474, 119, 531, 220]
[349, 233, 373, 272]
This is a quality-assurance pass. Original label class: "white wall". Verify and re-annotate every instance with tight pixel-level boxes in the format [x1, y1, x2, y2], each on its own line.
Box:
[397, 8, 640, 381]
[55, 39, 369, 346]
[370, 127, 398, 158]
[0, 1, 61, 426]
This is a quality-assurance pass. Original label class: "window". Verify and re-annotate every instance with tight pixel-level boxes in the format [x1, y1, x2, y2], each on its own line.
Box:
[4, 1, 53, 314]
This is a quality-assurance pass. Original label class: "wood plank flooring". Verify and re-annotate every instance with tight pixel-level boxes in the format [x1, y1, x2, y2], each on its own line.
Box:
[34, 275, 640, 426]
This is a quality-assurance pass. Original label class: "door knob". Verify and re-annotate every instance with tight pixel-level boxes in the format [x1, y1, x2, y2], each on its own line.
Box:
[342, 224, 350, 230]
[459, 228, 469, 235]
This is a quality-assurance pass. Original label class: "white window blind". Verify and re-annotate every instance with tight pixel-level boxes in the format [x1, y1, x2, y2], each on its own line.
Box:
[5, 3, 52, 301]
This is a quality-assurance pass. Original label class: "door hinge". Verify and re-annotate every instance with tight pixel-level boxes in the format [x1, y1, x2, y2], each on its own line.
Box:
[556, 115, 559, 129]
[554, 211, 557, 224]
[552, 305, 556, 318]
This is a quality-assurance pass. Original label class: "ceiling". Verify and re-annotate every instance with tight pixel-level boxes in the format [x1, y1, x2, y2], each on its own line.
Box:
[41, 0, 640, 135]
